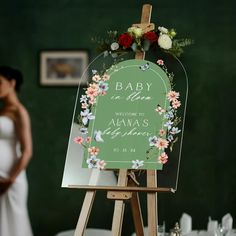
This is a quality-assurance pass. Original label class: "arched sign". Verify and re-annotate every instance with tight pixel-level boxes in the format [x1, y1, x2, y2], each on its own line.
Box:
[81, 59, 173, 170]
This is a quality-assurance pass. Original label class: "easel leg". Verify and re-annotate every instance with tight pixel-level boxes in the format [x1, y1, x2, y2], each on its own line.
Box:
[147, 170, 158, 236]
[131, 191, 144, 236]
[112, 200, 125, 236]
[74, 190, 96, 236]
[110, 169, 128, 236]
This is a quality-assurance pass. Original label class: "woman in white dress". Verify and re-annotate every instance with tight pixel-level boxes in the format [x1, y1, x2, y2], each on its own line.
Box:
[0, 66, 33, 236]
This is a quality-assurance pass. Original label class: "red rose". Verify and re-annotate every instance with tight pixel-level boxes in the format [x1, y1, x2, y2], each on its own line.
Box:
[144, 31, 158, 42]
[118, 33, 133, 48]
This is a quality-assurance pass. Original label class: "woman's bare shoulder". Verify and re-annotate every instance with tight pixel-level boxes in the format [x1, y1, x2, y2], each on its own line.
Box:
[14, 104, 30, 124]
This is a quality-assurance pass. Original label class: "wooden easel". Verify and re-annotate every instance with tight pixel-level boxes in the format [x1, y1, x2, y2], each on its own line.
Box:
[73, 4, 172, 236]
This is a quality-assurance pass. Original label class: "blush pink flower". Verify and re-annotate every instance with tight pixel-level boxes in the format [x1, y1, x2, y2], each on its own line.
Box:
[158, 152, 168, 164]
[99, 91, 107, 96]
[102, 73, 110, 81]
[89, 97, 97, 105]
[157, 59, 164, 65]
[88, 146, 100, 156]
[167, 90, 180, 102]
[92, 75, 101, 82]
[159, 129, 166, 136]
[85, 84, 98, 98]
[155, 105, 166, 115]
[89, 83, 99, 90]
[172, 99, 181, 109]
[81, 103, 88, 109]
[73, 136, 84, 144]
[85, 137, 91, 143]
[97, 160, 106, 169]
[86, 89, 96, 98]
[155, 138, 169, 150]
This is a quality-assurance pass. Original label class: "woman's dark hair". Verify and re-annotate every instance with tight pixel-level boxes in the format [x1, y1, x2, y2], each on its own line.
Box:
[0, 66, 23, 91]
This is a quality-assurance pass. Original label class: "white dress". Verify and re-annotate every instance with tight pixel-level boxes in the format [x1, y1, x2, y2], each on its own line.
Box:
[0, 116, 33, 236]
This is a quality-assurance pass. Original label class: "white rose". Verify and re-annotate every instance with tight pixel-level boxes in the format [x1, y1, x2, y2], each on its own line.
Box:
[158, 26, 168, 34]
[158, 34, 172, 49]
[110, 42, 119, 51]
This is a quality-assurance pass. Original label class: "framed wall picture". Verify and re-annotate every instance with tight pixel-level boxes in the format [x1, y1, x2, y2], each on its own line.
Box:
[40, 50, 89, 86]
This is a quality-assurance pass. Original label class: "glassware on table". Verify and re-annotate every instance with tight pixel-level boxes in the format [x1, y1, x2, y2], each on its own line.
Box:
[207, 219, 218, 233]
[158, 221, 166, 236]
[217, 224, 228, 236]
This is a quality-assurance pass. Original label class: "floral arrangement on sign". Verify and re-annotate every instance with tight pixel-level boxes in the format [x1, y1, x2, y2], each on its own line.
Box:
[73, 72, 110, 170]
[73, 58, 182, 170]
[92, 25, 193, 57]
[144, 59, 182, 167]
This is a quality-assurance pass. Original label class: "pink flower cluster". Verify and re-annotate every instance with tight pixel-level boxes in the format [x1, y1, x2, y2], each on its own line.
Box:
[167, 90, 181, 109]
[152, 90, 181, 165]
[76, 71, 110, 170]
[158, 152, 168, 164]
[83, 73, 110, 108]
[73, 136, 91, 145]
[97, 160, 106, 170]
[156, 139, 169, 164]
[88, 146, 100, 156]
[155, 138, 169, 150]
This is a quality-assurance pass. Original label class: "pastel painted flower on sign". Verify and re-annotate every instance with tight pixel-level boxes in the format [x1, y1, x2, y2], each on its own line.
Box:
[92, 74, 101, 82]
[164, 110, 174, 119]
[157, 59, 164, 66]
[102, 73, 110, 81]
[88, 146, 100, 156]
[167, 135, 174, 142]
[85, 137, 91, 143]
[80, 95, 88, 103]
[92, 69, 97, 75]
[73, 136, 84, 144]
[149, 136, 158, 146]
[85, 83, 99, 98]
[170, 127, 181, 135]
[86, 88, 98, 98]
[158, 152, 168, 164]
[172, 99, 181, 109]
[159, 129, 166, 137]
[88, 97, 97, 105]
[155, 105, 165, 115]
[80, 127, 88, 134]
[94, 130, 104, 142]
[81, 102, 88, 109]
[155, 138, 169, 150]
[80, 109, 95, 125]
[164, 120, 173, 130]
[132, 160, 144, 169]
[97, 160, 106, 170]
[87, 156, 100, 168]
[98, 81, 109, 95]
[167, 91, 180, 102]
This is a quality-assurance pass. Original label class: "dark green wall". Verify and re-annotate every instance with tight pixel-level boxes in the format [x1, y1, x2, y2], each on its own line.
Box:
[1, 0, 236, 235]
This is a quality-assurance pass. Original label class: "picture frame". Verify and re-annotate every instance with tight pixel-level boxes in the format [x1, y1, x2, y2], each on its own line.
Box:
[40, 50, 89, 86]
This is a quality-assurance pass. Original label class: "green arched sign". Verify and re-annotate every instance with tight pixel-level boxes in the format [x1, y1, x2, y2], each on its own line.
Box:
[82, 59, 172, 170]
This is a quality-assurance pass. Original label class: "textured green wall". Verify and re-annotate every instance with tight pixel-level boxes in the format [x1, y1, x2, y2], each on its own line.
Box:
[0, 0, 236, 235]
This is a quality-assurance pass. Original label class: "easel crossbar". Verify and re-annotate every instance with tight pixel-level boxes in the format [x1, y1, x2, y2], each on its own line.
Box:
[68, 185, 175, 193]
